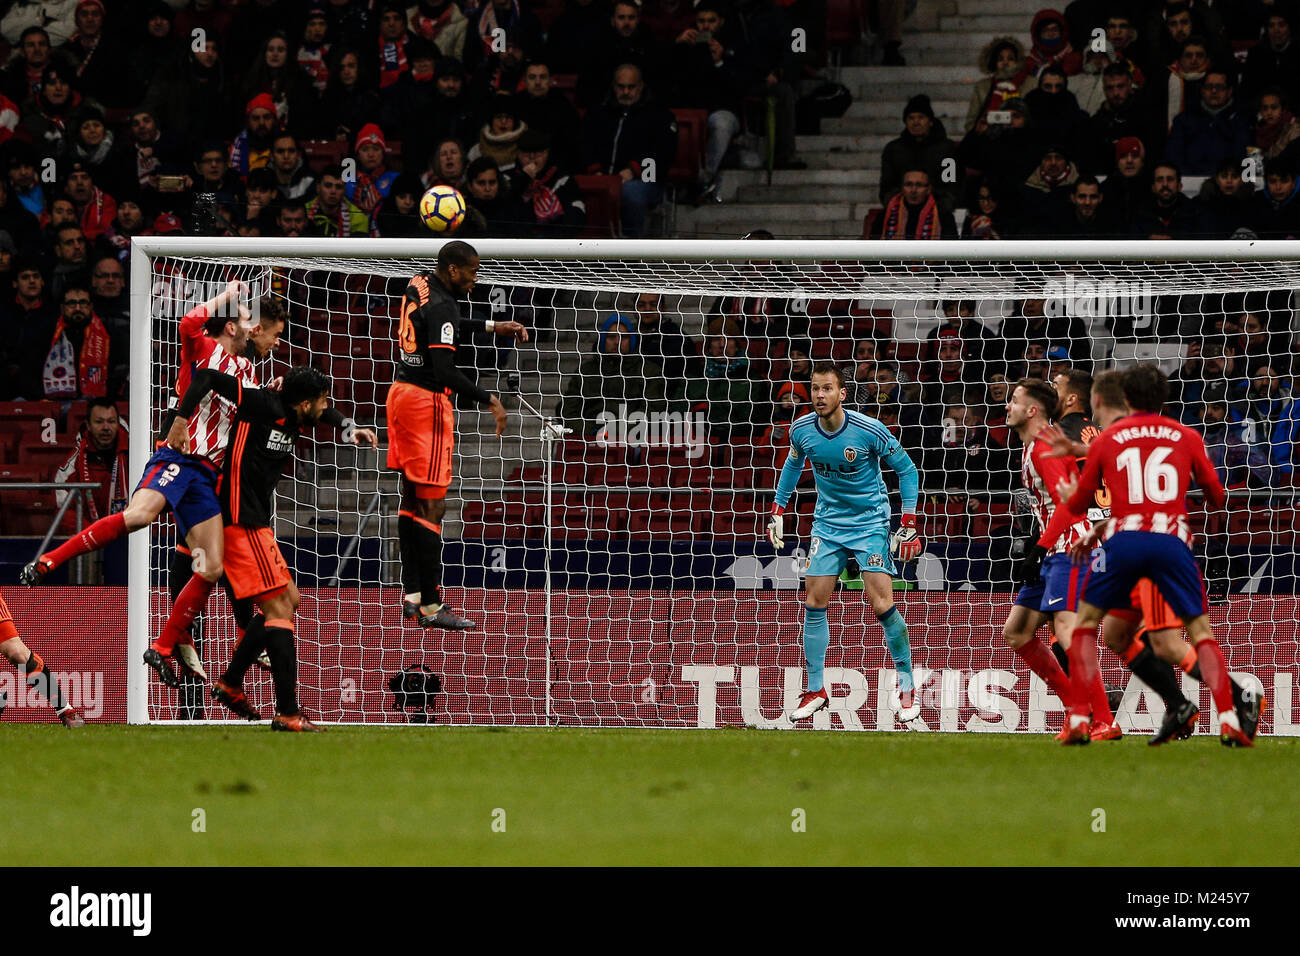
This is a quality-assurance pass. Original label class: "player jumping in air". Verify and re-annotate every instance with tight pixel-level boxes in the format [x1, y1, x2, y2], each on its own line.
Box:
[768, 363, 924, 723]
[0, 592, 85, 726]
[21, 281, 286, 689]
[386, 241, 528, 630]
[1047, 364, 1253, 746]
[168, 366, 377, 731]
[1002, 378, 1121, 741]
[1046, 370, 1261, 745]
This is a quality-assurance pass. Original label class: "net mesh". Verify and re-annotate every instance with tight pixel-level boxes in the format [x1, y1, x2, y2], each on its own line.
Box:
[139, 245, 1300, 733]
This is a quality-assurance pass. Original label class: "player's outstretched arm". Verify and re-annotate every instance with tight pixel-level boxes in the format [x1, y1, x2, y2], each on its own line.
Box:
[319, 408, 379, 448]
[1038, 424, 1087, 460]
[169, 368, 243, 451]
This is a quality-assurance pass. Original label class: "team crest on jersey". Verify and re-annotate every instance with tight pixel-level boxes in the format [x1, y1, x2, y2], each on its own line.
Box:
[866, 553, 885, 569]
[844, 447, 857, 463]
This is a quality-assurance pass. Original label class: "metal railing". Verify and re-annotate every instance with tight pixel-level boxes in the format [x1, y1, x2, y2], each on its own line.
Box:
[0, 482, 103, 584]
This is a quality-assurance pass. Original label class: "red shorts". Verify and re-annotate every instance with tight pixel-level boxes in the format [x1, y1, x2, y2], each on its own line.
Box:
[0, 594, 16, 641]
[386, 380, 453, 498]
[223, 525, 291, 601]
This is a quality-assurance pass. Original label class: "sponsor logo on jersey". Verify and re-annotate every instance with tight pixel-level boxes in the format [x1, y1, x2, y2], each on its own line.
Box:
[266, 428, 296, 453]
[440, 321, 455, 345]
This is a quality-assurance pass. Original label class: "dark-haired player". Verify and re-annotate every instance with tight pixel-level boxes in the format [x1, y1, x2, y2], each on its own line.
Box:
[167, 365, 377, 731]
[1002, 378, 1120, 740]
[1049, 364, 1252, 746]
[387, 240, 529, 630]
[22, 281, 286, 689]
[768, 362, 924, 723]
[0, 593, 85, 726]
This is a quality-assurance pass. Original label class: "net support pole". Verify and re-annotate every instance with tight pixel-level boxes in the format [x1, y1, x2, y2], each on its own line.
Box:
[543, 421, 554, 725]
[126, 240, 153, 724]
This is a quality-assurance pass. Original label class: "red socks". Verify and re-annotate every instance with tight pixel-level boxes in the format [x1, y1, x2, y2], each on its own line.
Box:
[1013, 637, 1073, 705]
[1067, 627, 1105, 720]
[153, 573, 215, 656]
[1195, 639, 1235, 713]
[42, 512, 128, 569]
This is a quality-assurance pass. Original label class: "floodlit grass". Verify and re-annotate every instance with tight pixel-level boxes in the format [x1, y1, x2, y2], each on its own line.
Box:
[2, 725, 1294, 866]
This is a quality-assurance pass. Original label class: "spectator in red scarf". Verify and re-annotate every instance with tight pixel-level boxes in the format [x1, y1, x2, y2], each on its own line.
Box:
[410, 0, 469, 61]
[298, 6, 333, 94]
[62, 162, 116, 242]
[1022, 9, 1082, 80]
[869, 169, 957, 239]
[346, 123, 400, 223]
[54, 397, 129, 527]
[377, 2, 415, 89]
[503, 128, 586, 237]
[42, 283, 124, 400]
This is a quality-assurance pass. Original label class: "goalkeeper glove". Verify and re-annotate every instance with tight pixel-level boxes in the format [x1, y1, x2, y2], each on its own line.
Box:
[1019, 543, 1049, 586]
[767, 505, 785, 551]
[889, 513, 922, 562]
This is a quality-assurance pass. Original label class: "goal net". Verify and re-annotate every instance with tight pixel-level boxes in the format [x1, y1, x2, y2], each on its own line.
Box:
[128, 238, 1300, 735]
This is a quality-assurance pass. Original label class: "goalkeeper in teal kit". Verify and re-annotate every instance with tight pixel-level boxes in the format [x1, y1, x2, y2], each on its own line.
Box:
[767, 363, 924, 722]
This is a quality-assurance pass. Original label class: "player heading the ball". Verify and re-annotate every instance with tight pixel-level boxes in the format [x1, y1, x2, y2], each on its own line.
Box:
[768, 362, 923, 723]
[386, 240, 529, 631]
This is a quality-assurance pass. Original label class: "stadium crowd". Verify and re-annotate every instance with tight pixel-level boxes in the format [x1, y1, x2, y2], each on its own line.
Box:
[0, 0, 1295, 527]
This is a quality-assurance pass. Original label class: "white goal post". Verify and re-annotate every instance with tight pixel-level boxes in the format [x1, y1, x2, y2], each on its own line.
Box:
[127, 238, 1300, 732]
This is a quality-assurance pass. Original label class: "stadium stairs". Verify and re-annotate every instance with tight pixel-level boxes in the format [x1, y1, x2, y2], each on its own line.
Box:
[674, 0, 1038, 239]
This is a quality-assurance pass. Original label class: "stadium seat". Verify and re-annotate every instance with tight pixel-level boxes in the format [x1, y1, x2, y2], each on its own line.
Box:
[669, 108, 708, 185]
[860, 207, 882, 239]
[19, 440, 76, 477]
[825, 0, 865, 54]
[460, 500, 528, 538]
[549, 73, 578, 102]
[575, 175, 622, 237]
[301, 140, 347, 173]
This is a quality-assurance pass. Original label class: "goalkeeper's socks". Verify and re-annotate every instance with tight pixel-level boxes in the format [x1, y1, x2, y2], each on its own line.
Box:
[1121, 638, 1188, 711]
[1194, 638, 1235, 714]
[802, 605, 829, 693]
[22, 652, 68, 712]
[1050, 639, 1070, 675]
[1012, 637, 1073, 704]
[1067, 627, 1101, 719]
[412, 515, 445, 608]
[397, 511, 422, 597]
[153, 573, 215, 656]
[263, 621, 299, 716]
[42, 512, 129, 570]
[878, 605, 914, 693]
[223, 614, 268, 687]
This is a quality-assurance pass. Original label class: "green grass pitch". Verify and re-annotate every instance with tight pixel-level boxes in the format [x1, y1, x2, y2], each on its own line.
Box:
[3, 725, 1296, 866]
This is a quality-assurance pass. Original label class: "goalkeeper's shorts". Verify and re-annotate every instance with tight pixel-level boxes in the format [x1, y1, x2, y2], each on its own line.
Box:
[1078, 531, 1208, 621]
[805, 522, 895, 578]
[1014, 552, 1083, 613]
[386, 381, 454, 496]
[1111, 578, 1183, 635]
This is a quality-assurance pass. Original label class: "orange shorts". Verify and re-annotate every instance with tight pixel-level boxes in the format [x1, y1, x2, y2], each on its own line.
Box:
[223, 525, 292, 601]
[386, 380, 453, 497]
[0, 594, 16, 641]
[1132, 578, 1182, 636]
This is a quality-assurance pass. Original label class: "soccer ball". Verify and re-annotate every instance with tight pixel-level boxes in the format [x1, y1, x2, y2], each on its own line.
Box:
[419, 185, 467, 233]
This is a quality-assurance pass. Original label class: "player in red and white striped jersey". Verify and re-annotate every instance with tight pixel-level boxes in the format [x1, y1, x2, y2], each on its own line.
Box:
[22, 282, 286, 692]
[1048, 365, 1256, 747]
[1001, 378, 1119, 740]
